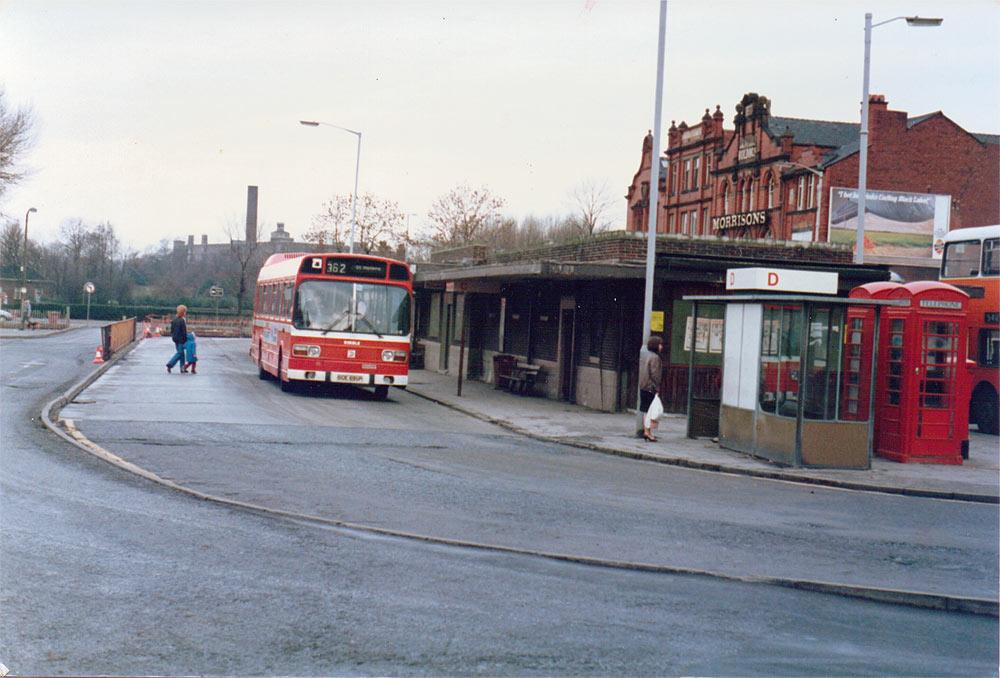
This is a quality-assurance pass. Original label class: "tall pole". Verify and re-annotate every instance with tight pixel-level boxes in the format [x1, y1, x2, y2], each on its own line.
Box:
[855, 13, 872, 265]
[350, 131, 361, 254]
[636, 0, 667, 425]
[641, 0, 667, 348]
[20, 207, 36, 329]
[814, 173, 823, 242]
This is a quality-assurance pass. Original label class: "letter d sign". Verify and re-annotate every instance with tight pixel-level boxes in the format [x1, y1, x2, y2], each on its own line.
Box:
[767, 272, 779, 287]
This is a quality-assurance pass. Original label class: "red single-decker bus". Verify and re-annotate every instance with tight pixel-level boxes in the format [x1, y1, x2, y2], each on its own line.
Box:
[251, 252, 412, 399]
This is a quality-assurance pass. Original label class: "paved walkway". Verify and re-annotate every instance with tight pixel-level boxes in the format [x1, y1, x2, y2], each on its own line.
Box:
[407, 369, 1000, 502]
[0, 320, 102, 339]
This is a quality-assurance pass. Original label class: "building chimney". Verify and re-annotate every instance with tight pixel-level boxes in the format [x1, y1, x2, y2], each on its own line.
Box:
[201, 234, 208, 245]
[867, 94, 906, 147]
[246, 185, 258, 243]
[780, 127, 794, 155]
[187, 234, 194, 247]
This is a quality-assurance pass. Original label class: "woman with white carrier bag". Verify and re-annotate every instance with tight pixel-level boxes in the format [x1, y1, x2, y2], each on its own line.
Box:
[639, 335, 664, 442]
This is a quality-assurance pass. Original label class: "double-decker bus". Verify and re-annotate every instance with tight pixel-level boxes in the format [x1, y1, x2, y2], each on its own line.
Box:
[940, 225, 999, 434]
[251, 252, 412, 399]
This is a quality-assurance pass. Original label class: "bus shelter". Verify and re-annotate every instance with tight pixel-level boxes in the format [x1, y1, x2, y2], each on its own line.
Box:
[683, 293, 907, 469]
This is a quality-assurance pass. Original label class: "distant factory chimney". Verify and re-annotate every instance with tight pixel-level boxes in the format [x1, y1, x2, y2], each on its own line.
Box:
[245, 185, 259, 243]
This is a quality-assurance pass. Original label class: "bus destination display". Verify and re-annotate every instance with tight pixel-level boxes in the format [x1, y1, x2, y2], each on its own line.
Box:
[300, 257, 388, 279]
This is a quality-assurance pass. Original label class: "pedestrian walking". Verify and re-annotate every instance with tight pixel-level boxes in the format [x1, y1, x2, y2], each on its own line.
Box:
[638, 335, 664, 442]
[166, 305, 188, 373]
[181, 331, 198, 374]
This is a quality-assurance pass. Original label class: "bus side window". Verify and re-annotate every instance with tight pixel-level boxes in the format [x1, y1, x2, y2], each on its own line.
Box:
[984, 238, 999, 276]
[284, 283, 294, 320]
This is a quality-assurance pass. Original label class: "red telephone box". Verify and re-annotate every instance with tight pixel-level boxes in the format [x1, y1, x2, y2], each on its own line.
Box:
[851, 281, 970, 464]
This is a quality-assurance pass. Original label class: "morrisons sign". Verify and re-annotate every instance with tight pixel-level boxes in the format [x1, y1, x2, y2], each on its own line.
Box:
[712, 210, 769, 231]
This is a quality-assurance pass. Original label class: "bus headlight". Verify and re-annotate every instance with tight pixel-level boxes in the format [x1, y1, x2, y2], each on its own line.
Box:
[382, 350, 408, 362]
[381, 350, 394, 361]
[293, 344, 321, 357]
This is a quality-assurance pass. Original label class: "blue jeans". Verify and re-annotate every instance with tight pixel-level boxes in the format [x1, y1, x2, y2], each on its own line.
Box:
[167, 342, 186, 369]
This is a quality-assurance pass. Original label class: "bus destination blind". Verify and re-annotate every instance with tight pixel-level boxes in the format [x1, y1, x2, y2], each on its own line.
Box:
[301, 257, 388, 279]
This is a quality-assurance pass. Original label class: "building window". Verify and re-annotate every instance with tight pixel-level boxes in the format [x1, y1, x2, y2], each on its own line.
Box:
[703, 207, 710, 235]
[750, 179, 758, 211]
[797, 176, 806, 210]
[723, 182, 731, 215]
[683, 159, 691, 191]
[807, 175, 816, 209]
[692, 157, 700, 189]
[668, 212, 676, 232]
[704, 155, 711, 184]
[690, 209, 698, 235]
[767, 174, 775, 208]
[789, 185, 796, 210]
[681, 211, 689, 234]
[671, 162, 678, 194]
[742, 181, 750, 212]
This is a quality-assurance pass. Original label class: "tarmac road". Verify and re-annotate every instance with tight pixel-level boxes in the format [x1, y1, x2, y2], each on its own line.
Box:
[3, 332, 998, 676]
[66, 337, 1000, 601]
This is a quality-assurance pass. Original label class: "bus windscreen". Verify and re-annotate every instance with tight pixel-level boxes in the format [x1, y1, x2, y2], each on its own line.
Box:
[293, 280, 410, 336]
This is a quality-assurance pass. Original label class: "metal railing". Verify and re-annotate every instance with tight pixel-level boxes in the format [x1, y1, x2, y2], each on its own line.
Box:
[0, 309, 70, 330]
[101, 318, 137, 359]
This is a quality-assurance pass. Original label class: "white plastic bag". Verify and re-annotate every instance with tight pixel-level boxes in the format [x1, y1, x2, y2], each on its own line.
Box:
[644, 394, 664, 428]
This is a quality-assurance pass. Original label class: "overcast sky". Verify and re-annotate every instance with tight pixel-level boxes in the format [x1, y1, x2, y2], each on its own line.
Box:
[1, 0, 997, 251]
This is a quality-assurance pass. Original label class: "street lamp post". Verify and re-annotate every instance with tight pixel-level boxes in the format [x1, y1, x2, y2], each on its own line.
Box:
[300, 120, 362, 254]
[855, 14, 942, 264]
[20, 207, 37, 329]
[635, 0, 668, 433]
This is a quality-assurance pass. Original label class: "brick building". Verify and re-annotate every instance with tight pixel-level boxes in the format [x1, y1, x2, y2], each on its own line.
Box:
[626, 92, 1000, 278]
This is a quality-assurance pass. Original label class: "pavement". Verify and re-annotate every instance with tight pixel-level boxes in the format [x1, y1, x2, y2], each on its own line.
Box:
[0, 319, 103, 339]
[406, 369, 1000, 503]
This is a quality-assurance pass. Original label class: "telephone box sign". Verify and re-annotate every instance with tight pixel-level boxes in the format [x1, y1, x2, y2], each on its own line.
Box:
[726, 267, 838, 295]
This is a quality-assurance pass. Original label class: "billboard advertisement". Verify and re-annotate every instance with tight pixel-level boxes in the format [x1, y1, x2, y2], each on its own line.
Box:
[828, 187, 951, 259]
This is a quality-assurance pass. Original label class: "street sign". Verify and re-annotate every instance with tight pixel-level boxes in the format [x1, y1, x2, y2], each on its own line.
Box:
[209, 286, 224, 297]
[84, 281, 95, 294]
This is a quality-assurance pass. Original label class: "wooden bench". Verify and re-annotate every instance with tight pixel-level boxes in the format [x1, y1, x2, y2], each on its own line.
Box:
[507, 363, 543, 395]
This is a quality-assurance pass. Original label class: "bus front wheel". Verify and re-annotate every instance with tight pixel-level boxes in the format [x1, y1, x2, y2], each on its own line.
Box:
[373, 385, 389, 401]
[279, 352, 293, 392]
[258, 342, 269, 380]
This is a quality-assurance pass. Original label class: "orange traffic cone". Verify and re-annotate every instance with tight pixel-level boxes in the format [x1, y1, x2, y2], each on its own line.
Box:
[92, 346, 105, 364]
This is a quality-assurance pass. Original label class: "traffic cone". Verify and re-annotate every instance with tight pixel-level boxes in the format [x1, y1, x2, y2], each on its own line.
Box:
[92, 346, 105, 364]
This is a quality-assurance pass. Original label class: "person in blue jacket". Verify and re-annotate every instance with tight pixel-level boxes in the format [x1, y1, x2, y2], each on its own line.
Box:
[181, 330, 198, 374]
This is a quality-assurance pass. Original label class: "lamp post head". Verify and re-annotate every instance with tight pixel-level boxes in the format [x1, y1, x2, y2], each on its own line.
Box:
[905, 16, 943, 26]
[27, 207, 36, 214]
[299, 120, 320, 127]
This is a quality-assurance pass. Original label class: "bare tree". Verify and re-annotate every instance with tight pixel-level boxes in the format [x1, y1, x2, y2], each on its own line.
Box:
[0, 89, 34, 204]
[566, 179, 614, 236]
[225, 219, 262, 315]
[0, 219, 21, 277]
[427, 183, 505, 246]
[306, 193, 406, 254]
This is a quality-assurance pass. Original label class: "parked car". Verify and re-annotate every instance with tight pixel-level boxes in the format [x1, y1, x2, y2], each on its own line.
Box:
[0, 309, 13, 320]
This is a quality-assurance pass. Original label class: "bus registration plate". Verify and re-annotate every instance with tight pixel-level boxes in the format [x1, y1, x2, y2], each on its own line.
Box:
[335, 374, 365, 383]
